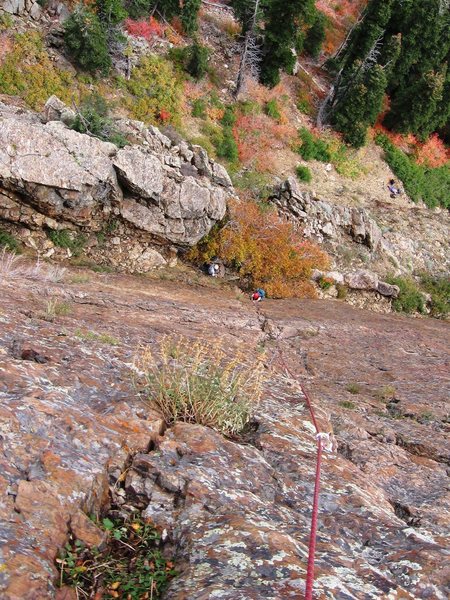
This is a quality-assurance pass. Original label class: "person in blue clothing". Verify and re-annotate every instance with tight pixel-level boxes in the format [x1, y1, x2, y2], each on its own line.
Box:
[251, 288, 266, 302]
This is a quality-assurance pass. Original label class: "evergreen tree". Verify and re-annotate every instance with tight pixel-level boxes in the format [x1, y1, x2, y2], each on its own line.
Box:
[259, 0, 316, 87]
[304, 10, 326, 59]
[331, 62, 387, 147]
[125, 0, 150, 19]
[182, 0, 201, 35]
[333, 0, 395, 74]
[383, 0, 450, 136]
[64, 6, 112, 74]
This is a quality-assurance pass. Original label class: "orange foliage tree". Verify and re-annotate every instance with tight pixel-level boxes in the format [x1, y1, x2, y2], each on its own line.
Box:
[217, 200, 329, 298]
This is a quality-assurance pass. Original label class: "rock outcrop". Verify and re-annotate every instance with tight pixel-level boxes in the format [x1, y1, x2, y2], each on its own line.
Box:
[270, 177, 450, 278]
[0, 99, 232, 270]
[0, 264, 449, 598]
[1, 0, 41, 19]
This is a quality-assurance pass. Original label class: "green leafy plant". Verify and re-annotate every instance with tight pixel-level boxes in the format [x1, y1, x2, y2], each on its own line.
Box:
[420, 274, 450, 318]
[298, 127, 331, 161]
[135, 335, 266, 436]
[57, 515, 176, 599]
[296, 164, 312, 182]
[386, 275, 425, 314]
[71, 92, 128, 147]
[0, 230, 21, 254]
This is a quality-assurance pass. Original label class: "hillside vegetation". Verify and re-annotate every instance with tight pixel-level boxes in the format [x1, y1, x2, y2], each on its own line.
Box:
[0, 0, 448, 306]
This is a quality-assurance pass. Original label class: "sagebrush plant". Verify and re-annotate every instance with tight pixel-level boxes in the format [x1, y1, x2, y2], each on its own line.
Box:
[134, 336, 266, 436]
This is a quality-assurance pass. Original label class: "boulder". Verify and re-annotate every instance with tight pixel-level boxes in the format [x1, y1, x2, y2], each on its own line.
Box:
[377, 280, 400, 298]
[345, 269, 379, 291]
[43, 95, 75, 125]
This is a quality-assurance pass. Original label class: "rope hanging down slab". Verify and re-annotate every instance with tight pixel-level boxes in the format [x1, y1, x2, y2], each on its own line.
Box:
[279, 355, 333, 600]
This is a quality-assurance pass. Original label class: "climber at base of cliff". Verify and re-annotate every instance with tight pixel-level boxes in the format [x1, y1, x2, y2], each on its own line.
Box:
[252, 289, 266, 303]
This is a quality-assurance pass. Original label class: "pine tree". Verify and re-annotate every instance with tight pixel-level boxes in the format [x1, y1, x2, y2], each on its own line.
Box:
[182, 0, 201, 36]
[383, 0, 450, 137]
[304, 11, 326, 60]
[64, 6, 112, 74]
[331, 62, 387, 147]
[259, 0, 316, 88]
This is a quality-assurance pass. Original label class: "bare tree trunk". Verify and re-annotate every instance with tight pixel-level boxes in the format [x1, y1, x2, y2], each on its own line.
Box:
[317, 35, 384, 128]
[234, 0, 261, 98]
[325, 8, 366, 68]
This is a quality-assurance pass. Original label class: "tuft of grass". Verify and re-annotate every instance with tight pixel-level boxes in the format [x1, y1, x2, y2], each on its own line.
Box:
[339, 400, 356, 409]
[68, 273, 91, 284]
[374, 385, 396, 402]
[134, 336, 266, 436]
[43, 299, 72, 321]
[346, 382, 361, 395]
[57, 515, 176, 599]
[75, 329, 120, 346]
[47, 229, 87, 257]
[336, 283, 348, 299]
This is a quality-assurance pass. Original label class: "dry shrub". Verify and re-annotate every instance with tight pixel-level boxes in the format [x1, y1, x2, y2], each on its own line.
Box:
[0, 249, 66, 283]
[233, 113, 297, 172]
[135, 336, 265, 436]
[220, 200, 329, 298]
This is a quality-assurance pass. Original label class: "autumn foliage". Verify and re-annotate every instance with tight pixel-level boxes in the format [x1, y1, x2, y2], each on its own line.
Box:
[373, 125, 449, 168]
[233, 114, 297, 172]
[191, 200, 329, 298]
[124, 17, 165, 41]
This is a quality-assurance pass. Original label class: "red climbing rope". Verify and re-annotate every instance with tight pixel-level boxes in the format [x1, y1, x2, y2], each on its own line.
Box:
[279, 355, 324, 600]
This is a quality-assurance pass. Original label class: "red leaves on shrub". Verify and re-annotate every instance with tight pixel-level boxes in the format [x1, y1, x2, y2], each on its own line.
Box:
[124, 17, 165, 41]
[158, 109, 171, 122]
[415, 134, 449, 168]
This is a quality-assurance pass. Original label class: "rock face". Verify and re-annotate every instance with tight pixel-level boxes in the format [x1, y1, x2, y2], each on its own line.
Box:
[271, 177, 450, 278]
[1, 0, 41, 19]
[0, 263, 449, 598]
[0, 100, 232, 269]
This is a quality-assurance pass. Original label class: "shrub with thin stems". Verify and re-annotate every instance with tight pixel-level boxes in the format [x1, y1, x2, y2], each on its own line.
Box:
[0, 249, 66, 283]
[134, 336, 266, 436]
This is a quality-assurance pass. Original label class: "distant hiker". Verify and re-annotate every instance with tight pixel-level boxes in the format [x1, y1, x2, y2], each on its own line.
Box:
[388, 179, 401, 198]
[252, 288, 266, 303]
[208, 262, 220, 277]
